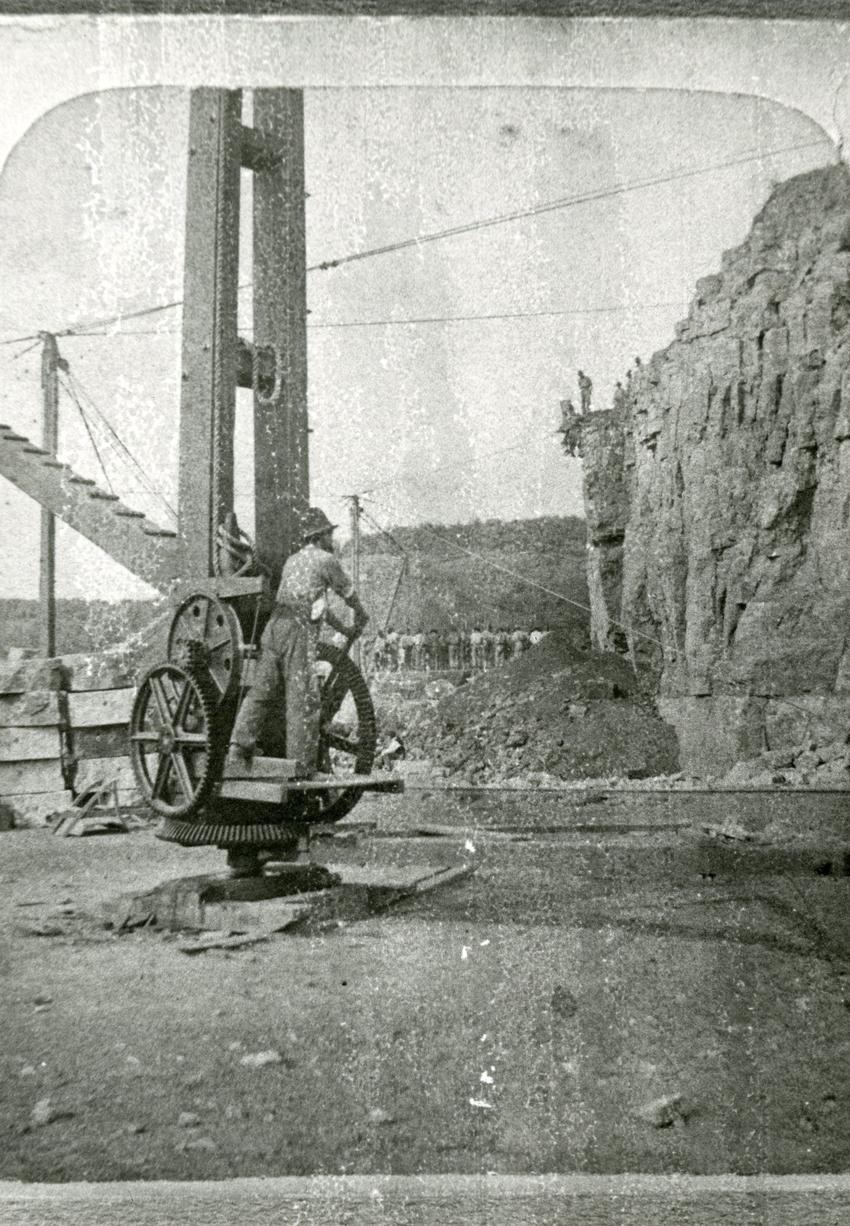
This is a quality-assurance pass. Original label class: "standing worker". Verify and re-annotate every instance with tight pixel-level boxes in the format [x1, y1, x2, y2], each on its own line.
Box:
[447, 626, 460, 670]
[227, 507, 369, 779]
[577, 370, 593, 415]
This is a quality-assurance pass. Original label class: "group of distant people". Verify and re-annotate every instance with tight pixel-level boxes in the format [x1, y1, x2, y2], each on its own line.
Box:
[367, 625, 550, 673]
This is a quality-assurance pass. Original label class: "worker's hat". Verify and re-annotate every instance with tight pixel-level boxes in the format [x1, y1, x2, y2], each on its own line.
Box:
[301, 506, 337, 542]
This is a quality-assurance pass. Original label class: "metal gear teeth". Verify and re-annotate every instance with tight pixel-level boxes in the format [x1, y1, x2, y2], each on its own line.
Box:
[157, 818, 297, 847]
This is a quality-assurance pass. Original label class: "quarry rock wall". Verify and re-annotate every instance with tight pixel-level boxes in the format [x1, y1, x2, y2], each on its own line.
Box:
[581, 163, 850, 774]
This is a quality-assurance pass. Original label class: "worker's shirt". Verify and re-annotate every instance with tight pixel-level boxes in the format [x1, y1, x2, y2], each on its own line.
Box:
[276, 542, 354, 622]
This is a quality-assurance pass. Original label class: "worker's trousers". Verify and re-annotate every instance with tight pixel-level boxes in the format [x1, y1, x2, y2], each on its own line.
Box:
[230, 608, 321, 773]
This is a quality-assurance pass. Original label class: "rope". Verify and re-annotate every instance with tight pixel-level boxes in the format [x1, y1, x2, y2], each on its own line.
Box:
[358, 507, 410, 556]
[59, 374, 116, 495]
[64, 369, 177, 521]
[213, 517, 260, 578]
[366, 499, 658, 644]
[358, 505, 548, 631]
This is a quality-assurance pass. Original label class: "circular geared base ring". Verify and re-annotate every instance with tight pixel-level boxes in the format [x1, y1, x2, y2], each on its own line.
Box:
[129, 663, 221, 820]
[156, 819, 300, 848]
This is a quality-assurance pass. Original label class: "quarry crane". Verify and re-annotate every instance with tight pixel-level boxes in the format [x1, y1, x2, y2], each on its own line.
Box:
[126, 89, 402, 862]
[1, 88, 402, 866]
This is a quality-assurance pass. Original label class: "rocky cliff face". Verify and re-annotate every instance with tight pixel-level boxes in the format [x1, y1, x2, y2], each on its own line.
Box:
[581, 163, 850, 772]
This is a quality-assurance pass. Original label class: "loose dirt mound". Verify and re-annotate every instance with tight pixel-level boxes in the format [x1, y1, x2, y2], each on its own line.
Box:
[403, 629, 680, 783]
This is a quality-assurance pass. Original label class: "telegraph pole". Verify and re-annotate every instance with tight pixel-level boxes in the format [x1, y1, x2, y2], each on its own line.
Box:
[347, 494, 362, 666]
[39, 333, 61, 657]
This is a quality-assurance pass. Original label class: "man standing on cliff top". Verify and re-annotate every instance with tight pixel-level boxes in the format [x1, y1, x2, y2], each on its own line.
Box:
[558, 397, 582, 457]
[577, 370, 593, 414]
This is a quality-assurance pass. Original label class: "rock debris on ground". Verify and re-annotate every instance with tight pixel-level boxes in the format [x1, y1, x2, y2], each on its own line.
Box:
[383, 628, 680, 785]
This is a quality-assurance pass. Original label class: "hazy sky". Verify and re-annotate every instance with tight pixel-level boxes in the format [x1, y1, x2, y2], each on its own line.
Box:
[0, 83, 833, 598]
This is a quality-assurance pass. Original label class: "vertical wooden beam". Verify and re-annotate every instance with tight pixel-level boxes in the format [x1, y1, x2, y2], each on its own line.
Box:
[39, 333, 59, 657]
[178, 89, 242, 579]
[251, 89, 309, 587]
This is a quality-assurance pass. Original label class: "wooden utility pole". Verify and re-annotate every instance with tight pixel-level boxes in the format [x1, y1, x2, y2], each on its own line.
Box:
[39, 333, 60, 656]
[348, 494, 362, 666]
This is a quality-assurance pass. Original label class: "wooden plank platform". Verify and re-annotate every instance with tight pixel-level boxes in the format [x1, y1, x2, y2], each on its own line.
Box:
[218, 779, 289, 804]
[222, 755, 299, 780]
[218, 773, 403, 804]
[291, 774, 403, 793]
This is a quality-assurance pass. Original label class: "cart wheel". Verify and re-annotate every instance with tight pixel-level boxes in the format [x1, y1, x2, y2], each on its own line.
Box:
[129, 663, 220, 818]
[167, 593, 243, 705]
[313, 643, 377, 823]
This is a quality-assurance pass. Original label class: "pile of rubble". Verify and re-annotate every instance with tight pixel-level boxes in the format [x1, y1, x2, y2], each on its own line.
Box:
[719, 740, 850, 789]
[398, 628, 680, 784]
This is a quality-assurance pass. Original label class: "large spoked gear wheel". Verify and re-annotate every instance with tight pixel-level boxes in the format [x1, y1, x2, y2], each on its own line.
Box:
[312, 643, 378, 824]
[129, 663, 221, 818]
[167, 593, 243, 705]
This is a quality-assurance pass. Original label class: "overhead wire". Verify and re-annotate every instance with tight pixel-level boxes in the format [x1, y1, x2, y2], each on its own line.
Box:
[8, 338, 42, 363]
[307, 136, 832, 272]
[0, 133, 831, 346]
[53, 298, 688, 343]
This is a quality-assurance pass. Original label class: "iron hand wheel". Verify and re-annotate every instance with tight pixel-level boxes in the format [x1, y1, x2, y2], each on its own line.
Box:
[312, 642, 377, 824]
[129, 663, 220, 818]
[167, 593, 243, 705]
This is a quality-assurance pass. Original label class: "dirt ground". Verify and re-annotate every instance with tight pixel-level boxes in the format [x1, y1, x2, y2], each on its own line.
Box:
[2, 787, 850, 1182]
